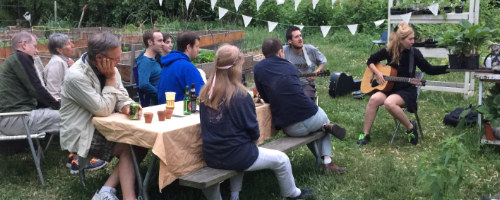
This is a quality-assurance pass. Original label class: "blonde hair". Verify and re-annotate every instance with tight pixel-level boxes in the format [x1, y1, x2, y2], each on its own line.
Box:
[199, 44, 246, 110]
[387, 22, 414, 66]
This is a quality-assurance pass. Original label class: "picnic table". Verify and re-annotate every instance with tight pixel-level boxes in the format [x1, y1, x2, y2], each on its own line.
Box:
[92, 100, 277, 191]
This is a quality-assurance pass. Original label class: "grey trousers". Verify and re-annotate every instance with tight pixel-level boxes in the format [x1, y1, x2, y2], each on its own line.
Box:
[0, 108, 60, 136]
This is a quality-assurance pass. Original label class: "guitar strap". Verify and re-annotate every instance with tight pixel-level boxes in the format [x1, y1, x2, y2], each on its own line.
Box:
[409, 47, 415, 77]
[302, 46, 312, 68]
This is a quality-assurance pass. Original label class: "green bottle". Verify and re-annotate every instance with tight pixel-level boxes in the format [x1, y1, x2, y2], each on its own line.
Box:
[184, 85, 191, 115]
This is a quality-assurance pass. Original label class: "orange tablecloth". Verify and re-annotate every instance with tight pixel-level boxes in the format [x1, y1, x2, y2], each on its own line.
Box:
[92, 101, 277, 190]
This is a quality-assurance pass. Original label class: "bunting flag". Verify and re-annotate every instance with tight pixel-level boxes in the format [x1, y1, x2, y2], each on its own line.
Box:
[186, 0, 191, 10]
[242, 15, 253, 27]
[312, 0, 319, 9]
[159, 0, 163, 6]
[400, 12, 412, 24]
[320, 26, 331, 37]
[268, 21, 278, 32]
[218, 7, 228, 19]
[277, 0, 285, 5]
[374, 19, 384, 27]
[347, 24, 358, 35]
[294, 0, 301, 11]
[256, 0, 264, 11]
[428, 3, 439, 16]
[295, 25, 304, 30]
[211, 0, 217, 10]
[234, 0, 242, 11]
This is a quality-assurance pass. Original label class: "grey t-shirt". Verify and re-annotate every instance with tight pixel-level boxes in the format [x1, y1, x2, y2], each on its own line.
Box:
[283, 44, 327, 85]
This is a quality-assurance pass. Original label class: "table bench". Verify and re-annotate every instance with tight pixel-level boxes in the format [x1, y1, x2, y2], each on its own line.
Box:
[179, 131, 325, 199]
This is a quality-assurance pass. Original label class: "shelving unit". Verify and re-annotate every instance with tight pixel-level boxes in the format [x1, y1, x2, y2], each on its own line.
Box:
[387, 0, 480, 98]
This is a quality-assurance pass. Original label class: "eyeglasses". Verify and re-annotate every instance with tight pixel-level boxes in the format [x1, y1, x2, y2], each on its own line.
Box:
[102, 54, 121, 62]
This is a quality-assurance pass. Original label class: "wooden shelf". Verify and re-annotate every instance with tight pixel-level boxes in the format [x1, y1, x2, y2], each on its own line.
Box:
[390, 13, 470, 24]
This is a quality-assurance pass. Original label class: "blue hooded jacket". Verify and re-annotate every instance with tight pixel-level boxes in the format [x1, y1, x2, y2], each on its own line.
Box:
[157, 50, 205, 103]
[135, 51, 162, 96]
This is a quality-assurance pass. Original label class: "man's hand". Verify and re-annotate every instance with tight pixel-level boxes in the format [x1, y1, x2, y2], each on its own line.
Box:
[307, 69, 320, 82]
[96, 57, 116, 79]
[121, 104, 143, 120]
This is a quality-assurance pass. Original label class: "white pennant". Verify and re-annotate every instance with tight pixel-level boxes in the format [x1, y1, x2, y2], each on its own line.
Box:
[312, 0, 319, 9]
[277, 0, 285, 5]
[428, 3, 439, 16]
[185, 0, 191, 10]
[320, 26, 331, 38]
[374, 19, 385, 27]
[159, 0, 163, 6]
[347, 24, 358, 35]
[268, 21, 278, 32]
[234, 0, 243, 11]
[400, 12, 412, 24]
[256, 0, 264, 11]
[211, 0, 217, 10]
[294, 0, 301, 11]
[295, 25, 304, 30]
[218, 7, 228, 20]
[242, 15, 253, 27]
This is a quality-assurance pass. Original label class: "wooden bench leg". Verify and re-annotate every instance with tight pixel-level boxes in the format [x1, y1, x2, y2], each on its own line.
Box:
[202, 183, 222, 200]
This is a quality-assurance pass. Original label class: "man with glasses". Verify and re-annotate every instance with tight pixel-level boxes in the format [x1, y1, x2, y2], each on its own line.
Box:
[0, 31, 60, 148]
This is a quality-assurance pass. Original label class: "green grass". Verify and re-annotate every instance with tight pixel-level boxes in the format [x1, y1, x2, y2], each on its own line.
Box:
[1, 26, 499, 200]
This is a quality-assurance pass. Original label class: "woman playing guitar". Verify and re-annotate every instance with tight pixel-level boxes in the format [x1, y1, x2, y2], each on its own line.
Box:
[357, 22, 448, 146]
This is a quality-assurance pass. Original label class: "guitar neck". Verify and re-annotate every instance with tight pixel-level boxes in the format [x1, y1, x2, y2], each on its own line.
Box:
[383, 76, 411, 83]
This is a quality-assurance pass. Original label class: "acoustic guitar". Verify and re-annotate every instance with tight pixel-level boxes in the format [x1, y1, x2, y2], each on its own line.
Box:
[298, 70, 331, 77]
[360, 63, 425, 95]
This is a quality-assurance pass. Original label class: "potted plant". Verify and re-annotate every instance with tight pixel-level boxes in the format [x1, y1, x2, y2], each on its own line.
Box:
[454, 0, 465, 13]
[477, 83, 500, 140]
[437, 19, 498, 69]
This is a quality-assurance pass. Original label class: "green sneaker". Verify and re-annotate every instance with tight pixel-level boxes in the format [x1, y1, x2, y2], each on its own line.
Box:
[357, 134, 370, 145]
[407, 121, 418, 145]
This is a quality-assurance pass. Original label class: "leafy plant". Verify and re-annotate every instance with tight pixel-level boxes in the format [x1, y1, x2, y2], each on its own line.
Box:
[191, 50, 215, 65]
[121, 44, 130, 52]
[437, 19, 498, 56]
[417, 135, 480, 200]
[477, 83, 500, 127]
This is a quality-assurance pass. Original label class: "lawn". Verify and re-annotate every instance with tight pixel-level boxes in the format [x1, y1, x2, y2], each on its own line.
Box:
[1, 26, 499, 200]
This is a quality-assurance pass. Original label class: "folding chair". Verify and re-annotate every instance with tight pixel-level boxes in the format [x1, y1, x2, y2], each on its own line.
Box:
[0, 112, 47, 185]
[389, 71, 424, 144]
[371, 30, 388, 51]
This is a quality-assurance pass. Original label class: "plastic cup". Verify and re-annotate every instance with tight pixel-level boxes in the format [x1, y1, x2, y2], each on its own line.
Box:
[144, 112, 154, 124]
[165, 107, 174, 119]
[165, 92, 176, 108]
[157, 110, 166, 121]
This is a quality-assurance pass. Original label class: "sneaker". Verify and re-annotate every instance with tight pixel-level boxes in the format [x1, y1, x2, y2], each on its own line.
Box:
[91, 189, 119, 200]
[70, 158, 107, 174]
[66, 153, 74, 168]
[357, 134, 371, 145]
[408, 121, 418, 145]
[323, 161, 346, 174]
[323, 124, 346, 140]
[286, 188, 314, 200]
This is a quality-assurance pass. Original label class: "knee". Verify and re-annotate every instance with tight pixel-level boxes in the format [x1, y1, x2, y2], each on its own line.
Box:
[367, 97, 383, 108]
[383, 100, 399, 110]
[276, 152, 290, 166]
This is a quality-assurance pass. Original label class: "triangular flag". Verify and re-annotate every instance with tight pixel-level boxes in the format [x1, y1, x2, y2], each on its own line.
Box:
[159, 0, 163, 6]
[234, 0, 243, 11]
[211, 0, 217, 10]
[218, 7, 228, 20]
[374, 19, 385, 27]
[312, 0, 319, 9]
[242, 15, 253, 27]
[268, 21, 278, 32]
[400, 12, 412, 24]
[294, 0, 301, 11]
[295, 25, 304, 30]
[277, 0, 285, 5]
[347, 24, 358, 35]
[185, 0, 191, 10]
[320, 26, 331, 37]
[428, 3, 439, 16]
[332, 0, 336, 7]
[256, 0, 264, 11]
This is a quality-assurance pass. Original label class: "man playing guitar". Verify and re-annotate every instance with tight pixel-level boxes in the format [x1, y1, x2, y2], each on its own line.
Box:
[284, 26, 327, 101]
[357, 22, 448, 146]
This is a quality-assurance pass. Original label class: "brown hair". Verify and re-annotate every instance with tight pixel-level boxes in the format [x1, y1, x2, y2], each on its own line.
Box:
[199, 44, 245, 110]
[143, 30, 160, 48]
[386, 22, 414, 66]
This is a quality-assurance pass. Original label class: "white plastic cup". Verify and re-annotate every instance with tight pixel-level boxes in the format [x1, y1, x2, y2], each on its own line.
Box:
[486, 57, 492, 68]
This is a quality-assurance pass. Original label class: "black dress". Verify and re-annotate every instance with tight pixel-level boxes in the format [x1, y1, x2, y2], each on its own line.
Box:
[366, 48, 448, 112]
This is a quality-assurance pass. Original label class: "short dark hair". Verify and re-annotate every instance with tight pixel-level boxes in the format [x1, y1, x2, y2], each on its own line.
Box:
[285, 26, 301, 41]
[177, 31, 200, 52]
[262, 38, 283, 58]
[162, 32, 172, 42]
[143, 30, 160, 48]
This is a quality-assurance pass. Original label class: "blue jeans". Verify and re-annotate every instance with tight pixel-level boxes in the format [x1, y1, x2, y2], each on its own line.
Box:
[283, 107, 332, 157]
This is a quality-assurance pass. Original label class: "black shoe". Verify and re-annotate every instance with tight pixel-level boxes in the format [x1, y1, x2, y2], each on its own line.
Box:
[323, 123, 346, 140]
[286, 188, 314, 200]
[408, 121, 418, 145]
[357, 134, 370, 145]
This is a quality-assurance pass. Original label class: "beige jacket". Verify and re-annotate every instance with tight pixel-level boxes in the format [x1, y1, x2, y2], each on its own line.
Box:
[43, 54, 71, 100]
[59, 54, 134, 157]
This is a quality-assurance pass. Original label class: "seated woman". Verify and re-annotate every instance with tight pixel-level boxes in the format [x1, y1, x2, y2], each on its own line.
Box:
[199, 44, 313, 200]
[357, 22, 448, 146]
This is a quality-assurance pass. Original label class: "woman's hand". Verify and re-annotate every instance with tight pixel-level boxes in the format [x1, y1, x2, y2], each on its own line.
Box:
[67, 58, 74, 67]
[376, 71, 386, 85]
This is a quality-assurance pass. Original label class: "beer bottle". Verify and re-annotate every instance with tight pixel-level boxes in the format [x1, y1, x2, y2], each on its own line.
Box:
[183, 85, 191, 115]
[190, 83, 197, 113]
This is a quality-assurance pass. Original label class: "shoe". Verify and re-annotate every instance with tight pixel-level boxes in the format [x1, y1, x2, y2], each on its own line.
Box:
[91, 189, 119, 200]
[408, 121, 418, 145]
[323, 161, 346, 174]
[357, 134, 370, 145]
[286, 188, 314, 200]
[323, 124, 346, 140]
[70, 158, 107, 174]
[66, 153, 74, 168]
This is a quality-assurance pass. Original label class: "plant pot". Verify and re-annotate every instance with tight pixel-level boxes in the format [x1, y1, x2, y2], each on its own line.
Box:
[413, 42, 425, 47]
[444, 7, 452, 13]
[485, 123, 496, 141]
[455, 6, 464, 13]
[462, 55, 480, 69]
[449, 54, 462, 69]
